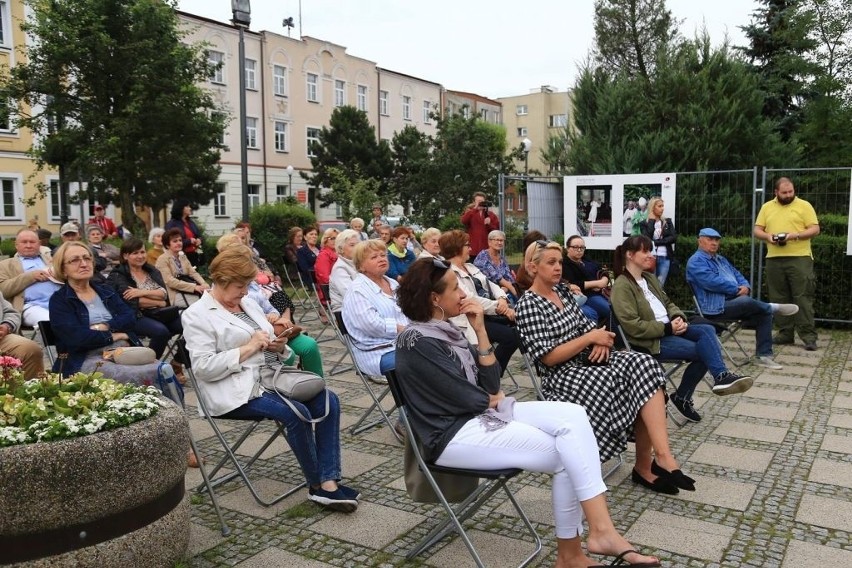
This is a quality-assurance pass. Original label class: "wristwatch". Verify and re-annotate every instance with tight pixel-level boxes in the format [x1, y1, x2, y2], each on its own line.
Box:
[477, 344, 496, 357]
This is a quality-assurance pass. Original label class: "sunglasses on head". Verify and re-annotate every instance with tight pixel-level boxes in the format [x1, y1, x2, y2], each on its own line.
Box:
[535, 239, 554, 247]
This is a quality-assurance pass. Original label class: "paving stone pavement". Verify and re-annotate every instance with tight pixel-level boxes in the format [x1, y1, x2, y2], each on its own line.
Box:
[177, 324, 852, 567]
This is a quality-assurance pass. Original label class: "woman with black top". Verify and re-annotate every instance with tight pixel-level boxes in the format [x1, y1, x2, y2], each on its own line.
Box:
[639, 197, 676, 286]
[562, 235, 611, 324]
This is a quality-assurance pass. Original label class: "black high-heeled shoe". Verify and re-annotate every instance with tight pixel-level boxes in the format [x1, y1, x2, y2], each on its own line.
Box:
[631, 469, 679, 495]
[651, 459, 696, 491]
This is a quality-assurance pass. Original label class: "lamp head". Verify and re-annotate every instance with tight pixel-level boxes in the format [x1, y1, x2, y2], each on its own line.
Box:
[522, 137, 532, 153]
[231, 0, 251, 26]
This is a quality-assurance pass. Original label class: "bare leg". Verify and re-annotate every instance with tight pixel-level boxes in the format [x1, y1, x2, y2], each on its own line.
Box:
[582, 494, 659, 566]
[555, 536, 596, 568]
[636, 389, 679, 475]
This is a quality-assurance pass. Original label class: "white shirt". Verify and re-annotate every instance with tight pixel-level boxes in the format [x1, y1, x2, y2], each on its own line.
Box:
[329, 256, 358, 313]
[637, 278, 669, 323]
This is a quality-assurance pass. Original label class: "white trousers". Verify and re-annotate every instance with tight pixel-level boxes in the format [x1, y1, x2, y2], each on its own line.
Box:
[22, 304, 50, 327]
[435, 401, 606, 538]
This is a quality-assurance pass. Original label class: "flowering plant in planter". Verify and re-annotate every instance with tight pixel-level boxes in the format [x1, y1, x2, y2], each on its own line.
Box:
[0, 356, 161, 447]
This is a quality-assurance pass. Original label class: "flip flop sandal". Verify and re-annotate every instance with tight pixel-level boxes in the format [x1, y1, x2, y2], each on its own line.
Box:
[607, 549, 662, 567]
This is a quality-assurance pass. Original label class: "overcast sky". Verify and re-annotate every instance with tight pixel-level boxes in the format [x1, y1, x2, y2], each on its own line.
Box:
[176, 0, 758, 99]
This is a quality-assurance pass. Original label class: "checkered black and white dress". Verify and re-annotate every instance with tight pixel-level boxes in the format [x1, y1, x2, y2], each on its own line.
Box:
[515, 283, 666, 461]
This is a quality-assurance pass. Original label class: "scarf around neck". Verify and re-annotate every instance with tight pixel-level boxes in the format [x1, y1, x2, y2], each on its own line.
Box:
[410, 318, 515, 429]
[388, 242, 407, 259]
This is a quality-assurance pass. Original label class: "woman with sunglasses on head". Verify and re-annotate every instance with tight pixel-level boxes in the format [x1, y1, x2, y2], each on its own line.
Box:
[515, 240, 693, 496]
[395, 258, 661, 568]
[562, 235, 610, 324]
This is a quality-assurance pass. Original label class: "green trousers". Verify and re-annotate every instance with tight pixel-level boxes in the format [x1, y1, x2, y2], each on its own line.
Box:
[765, 256, 817, 344]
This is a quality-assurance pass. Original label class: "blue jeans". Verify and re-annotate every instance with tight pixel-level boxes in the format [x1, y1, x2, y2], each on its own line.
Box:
[134, 316, 182, 358]
[658, 324, 726, 400]
[655, 257, 671, 287]
[222, 390, 342, 486]
[583, 294, 611, 323]
[713, 295, 773, 357]
[379, 350, 396, 374]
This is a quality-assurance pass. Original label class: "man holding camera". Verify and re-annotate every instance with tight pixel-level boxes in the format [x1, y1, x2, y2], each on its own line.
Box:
[461, 192, 500, 262]
[754, 177, 820, 350]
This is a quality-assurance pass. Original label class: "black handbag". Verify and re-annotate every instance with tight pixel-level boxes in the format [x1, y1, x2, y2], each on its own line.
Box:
[142, 305, 181, 323]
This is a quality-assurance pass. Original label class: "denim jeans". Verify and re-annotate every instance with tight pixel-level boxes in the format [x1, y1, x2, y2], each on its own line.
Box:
[222, 390, 342, 486]
[655, 256, 671, 287]
[658, 323, 726, 399]
[583, 295, 611, 323]
[713, 295, 773, 357]
[484, 319, 520, 376]
[379, 350, 395, 374]
[134, 316, 182, 358]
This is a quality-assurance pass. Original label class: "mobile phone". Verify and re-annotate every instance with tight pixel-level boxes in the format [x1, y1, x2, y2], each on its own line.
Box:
[275, 327, 295, 339]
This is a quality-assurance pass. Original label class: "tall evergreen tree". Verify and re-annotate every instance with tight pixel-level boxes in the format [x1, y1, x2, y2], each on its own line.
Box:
[0, 0, 225, 233]
[389, 125, 432, 216]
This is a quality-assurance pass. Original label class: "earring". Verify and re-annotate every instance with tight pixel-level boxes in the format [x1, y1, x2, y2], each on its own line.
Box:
[433, 303, 446, 321]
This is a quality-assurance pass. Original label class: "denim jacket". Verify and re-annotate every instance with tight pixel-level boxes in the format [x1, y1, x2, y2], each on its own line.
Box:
[49, 283, 141, 375]
[685, 250, 749, 316]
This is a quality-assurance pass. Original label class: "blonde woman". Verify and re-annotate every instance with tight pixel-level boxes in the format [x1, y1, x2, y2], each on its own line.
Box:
[639, 197, 677, 286]
[418, 227, 441, 258]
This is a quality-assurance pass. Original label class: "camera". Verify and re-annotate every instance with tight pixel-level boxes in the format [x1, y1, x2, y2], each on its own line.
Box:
[480, 201, 492, 208]
[772, 232, 788, 246]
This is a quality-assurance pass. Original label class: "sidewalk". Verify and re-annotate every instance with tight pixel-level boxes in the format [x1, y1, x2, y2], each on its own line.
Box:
[182, 328, 852, 567]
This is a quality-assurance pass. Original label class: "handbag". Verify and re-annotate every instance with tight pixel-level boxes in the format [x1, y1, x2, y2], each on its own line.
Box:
[142, 305, 181, 323]
[576, 346, 609, 367]
[259, 365, 329, 423]
[103, 346, 157, 365]
[403, 436, 479, 503]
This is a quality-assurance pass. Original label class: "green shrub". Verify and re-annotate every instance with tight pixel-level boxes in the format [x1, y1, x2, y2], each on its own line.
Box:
[818, 213, 848, 237]
[248, 202, 316, 275]
[437, 214, 464, 232]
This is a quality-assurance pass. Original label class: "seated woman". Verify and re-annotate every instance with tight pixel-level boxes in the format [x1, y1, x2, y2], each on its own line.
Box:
[418, 227, 442, 259]
[515, 240, 693, 496]
[328, 229, 360, 313]
[296, 225, 321, 288]
[314, 227, 339, 312]
[216, 233, 323, 376]
[473, 229, 519, 304]
[562, 235, 611, 324]
[48, 241, 175, 385]
[283, 226, 303, 282]
[349, 217, 369, 241]
[182, 246, 359, 511]
[156, 228, 209, 308]
[341, 240, 409, 377]
[514, 230, 547, 293]
[395, 258, 660, 568]
[147, 227, 165, 266]
[107, 237, 182, 359]
[386, 227, 417, 281]
[440, 230, 519, 376]
[611, 235, 753, 423]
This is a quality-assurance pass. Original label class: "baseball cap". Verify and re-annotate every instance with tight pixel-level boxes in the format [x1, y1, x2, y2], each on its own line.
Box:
[698, 227, 722, 238]
[60, 222, 79, 235]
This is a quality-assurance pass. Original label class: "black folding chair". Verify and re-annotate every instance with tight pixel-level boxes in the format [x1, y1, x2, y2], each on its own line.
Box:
[385, 369, 542, 568]
[319, 284, 353, 375]
[688, 282, 749, 367]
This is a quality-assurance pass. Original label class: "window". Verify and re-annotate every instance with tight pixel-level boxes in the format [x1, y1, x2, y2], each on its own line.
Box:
[517, 194, 526, 211]
[0, 1, 7, 47]
[306, 73, 318, 102]
[212, 111, 226, 146]
[273, 64, 287, 96]
[480, 108, 488, 120]
[48, 179, 61, 220]
[517, 127, 527, 137]
[516, 104, 528, 115]
[0, 176, 22, 220]
[506, 195, 514, 211]
[0, 98, 11, 132]
[247, 184, 260, 210]
[462, 105, 470, 119]
[549, 114, 568, 128]
[306, 127, 321, 157]
[357, 85, 368, 111]
[276, 184, 288, 202]
[379, 90, 389, 116]
[246, 117, 258, 149]
[423, 101, 431, 124]
[245, 58, 257, 90]
[274, 121, 288, 152]
[334, 80, 345, 107]
[207, 50, 225, 84]
[402, 96, 411, 120]
[213, 183, 227, 216]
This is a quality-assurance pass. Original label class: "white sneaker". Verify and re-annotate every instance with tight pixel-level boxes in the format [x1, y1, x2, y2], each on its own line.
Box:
[772, 303, 800, 316]
[756, 355, 783, 370]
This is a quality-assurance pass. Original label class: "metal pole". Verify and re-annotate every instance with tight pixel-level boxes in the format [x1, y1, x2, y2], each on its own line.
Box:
[237, 25, 249, 221]
[497, 173, 505, 233]
[288, 173, 293, 197]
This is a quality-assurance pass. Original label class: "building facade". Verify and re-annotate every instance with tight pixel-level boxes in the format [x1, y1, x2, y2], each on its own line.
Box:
[443, 90, 502, 125]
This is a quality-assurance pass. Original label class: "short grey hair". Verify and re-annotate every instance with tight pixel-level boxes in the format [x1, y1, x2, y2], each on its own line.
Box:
[349, 217, 365, 230]
[148, 227, 165, 243]
[421, 227, 441, 242]
[488, 230, 505, 240]
[335, 229, 360, 253]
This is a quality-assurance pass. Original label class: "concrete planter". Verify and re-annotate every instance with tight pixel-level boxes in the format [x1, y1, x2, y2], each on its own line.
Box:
[0, 401, 190, 567]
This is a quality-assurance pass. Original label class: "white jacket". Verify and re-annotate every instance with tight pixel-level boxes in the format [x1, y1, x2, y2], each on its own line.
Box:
[449, 262, 507, 345]
[181, 291, 292, 416]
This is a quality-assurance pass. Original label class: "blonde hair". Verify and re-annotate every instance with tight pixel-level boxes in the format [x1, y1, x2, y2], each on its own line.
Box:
[524, 240, 562, 279]
[208, 245, 258, 287]
[335, 229, 360, 253]
[421, 227, 441, 243]
[349, 217, 365, 231]
[321, 227, 339, 246]
[647, 197, 665, 220]
[216, 232, 244, 252]
[352, 239, 387, 272]
[52, 241, 94, 282]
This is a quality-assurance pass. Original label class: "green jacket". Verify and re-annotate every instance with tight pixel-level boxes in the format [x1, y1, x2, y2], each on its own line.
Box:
[610, 272, 685, 355]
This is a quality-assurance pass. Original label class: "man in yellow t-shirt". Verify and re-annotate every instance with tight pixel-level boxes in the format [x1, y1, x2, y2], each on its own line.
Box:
[753, 177, 820, 350]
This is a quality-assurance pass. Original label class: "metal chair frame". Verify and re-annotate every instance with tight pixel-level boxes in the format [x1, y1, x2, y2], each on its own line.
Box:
[688, 282, 750, 367]
[385, 369, 542, 568]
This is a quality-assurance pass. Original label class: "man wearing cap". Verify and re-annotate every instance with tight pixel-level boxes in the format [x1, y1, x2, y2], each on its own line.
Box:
[0, 229, 61, 326]
[60, 222, 81, 244]
[754, 177, 820, 350]
[88, 204, 118, 237]
[687, 227, 799, 369]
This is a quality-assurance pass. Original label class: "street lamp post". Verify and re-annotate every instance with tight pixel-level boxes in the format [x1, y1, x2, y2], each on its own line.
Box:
[232, 1, 251, 221]
[522, 137, 532, 177]
[286, 165, 294, 198]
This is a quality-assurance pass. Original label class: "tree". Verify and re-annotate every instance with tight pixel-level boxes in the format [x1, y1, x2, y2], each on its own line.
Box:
[389, 125, 432, 216]
[593, 0, 681, 80]
[541, 130, 572, 175]
[305, 105, 392, 211]
[0, 0, 225, 234]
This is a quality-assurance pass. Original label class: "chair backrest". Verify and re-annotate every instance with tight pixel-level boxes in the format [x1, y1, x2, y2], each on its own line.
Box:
[38, 320, 56, 347]
[334, 311, 349, 336]
[383, 369, 406, 411]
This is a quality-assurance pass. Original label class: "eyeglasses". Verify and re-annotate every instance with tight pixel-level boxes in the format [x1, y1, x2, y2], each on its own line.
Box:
[64, 254, 93, 266]
[431, 257, 449, 269]
[568, 245, 586, 251]
[429, 256, 450, 280]
[489, 238, 505, 242]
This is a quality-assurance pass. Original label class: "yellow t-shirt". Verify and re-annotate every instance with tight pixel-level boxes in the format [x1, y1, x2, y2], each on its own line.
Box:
[755, 197, 818, 258]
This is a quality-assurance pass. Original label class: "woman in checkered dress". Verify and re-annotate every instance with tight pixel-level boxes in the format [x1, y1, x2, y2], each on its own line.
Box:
[516, 240, 694, 495]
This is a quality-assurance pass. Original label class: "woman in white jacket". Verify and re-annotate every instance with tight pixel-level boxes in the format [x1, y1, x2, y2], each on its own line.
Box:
[328, 229, 360, 313]
[181, 246, 359, 513]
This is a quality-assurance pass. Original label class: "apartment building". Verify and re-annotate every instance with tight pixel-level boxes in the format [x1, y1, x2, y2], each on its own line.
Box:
[376, 68, 441, 145]
[443, 90, 502, 125]
[498, 85, 573, 175]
